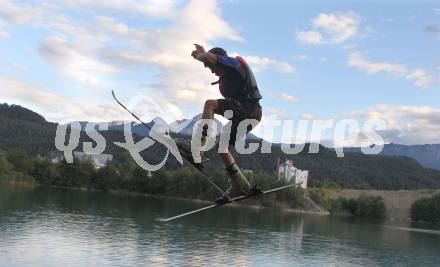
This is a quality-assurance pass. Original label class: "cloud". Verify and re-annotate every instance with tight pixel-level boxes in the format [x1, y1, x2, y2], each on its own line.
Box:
[349, 105, 440, 145]
[0, 30, 8, 38]
[39, 36, 118, 87]
[0, 75, 128, 123]
[267, 91, 298, 103]
[280, 93, 297, 103]
[0, 1, 48, 24]
[296, 30, 323, 44]
[294, 54, 310, 60]
[1, 0, 300, 123]
[92, 0, 245, 109]
[347, 52, 434, 88]
[424, 25, 440, 35]
[405, 69, 434, 88]
[348, 52, 407, 76]
[1, 0, 245, 109]
[297, 12, 361, 44]
[60, 0, 177, 18]
[300, 113, 318, 120]
[243, 55, 296, 74]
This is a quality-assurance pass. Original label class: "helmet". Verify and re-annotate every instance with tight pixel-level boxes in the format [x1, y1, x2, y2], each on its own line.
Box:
[208, 47, 227, 56]
[205, 47, 227, 67]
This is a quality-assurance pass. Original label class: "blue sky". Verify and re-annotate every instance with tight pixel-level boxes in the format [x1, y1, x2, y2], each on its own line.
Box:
[0, 0, 439, 145]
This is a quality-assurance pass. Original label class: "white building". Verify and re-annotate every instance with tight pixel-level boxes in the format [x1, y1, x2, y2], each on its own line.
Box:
[277, 159, 309, 189]
[73, 152, 113, 169]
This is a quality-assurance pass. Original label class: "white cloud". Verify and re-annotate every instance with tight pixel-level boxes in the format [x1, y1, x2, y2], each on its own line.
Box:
[297, 12, 361, 44]
[296, 30, 322, 44]
[294, 54, 310, 60]
[0, 75, 128, 123]
[300, 113, 318, 120]
[347, 52, 434, 88]
[39, 36, 118, 87]
[0, 30, 8, 38]
[267, 90, 298, 103]
[92, 0, 245, 110]
[405, 69, 434, 88]
[349, 105, 440, 145]
[0, 1, 48, 24]
[1, 0, 245, 110]
[243, 55, 296, 74]
[2, 0, 303, 123]
[348, 52, 407, 76]
[280, 93, 297, 103]
[312, 12, 361, 42]
[60, 0, 177, 18]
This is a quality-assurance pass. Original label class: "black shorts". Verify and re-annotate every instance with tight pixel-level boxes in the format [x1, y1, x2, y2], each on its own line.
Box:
[215, 98, 262, 146]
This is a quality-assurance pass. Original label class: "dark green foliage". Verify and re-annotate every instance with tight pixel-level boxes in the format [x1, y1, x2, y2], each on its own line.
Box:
[309, 190, 386, 219]
[55, 158, 94, 187]
[2, 103, 440, 190]
[411, 194, 440, 223]
[0, 103, 47, 123]
[91, 163, 121, 191]
[30, 158, 59, 185]
[7, 149, 34, 174]
[331, 195, 386, 219]
[0, 149, 12, 174]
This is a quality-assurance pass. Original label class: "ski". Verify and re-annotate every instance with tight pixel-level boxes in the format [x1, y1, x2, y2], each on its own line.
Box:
[156, 181, 303, 222]
[111, 90, 225, 195]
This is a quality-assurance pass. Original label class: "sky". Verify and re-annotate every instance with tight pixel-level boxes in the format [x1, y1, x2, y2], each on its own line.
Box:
[0, 0, 439, 145]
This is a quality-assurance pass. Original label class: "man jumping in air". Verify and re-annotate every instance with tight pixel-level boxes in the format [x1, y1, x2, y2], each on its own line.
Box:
[178, 44, 263, 203]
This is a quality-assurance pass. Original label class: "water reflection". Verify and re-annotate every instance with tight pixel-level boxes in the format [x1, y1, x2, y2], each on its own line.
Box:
[0, 184, 439, 266]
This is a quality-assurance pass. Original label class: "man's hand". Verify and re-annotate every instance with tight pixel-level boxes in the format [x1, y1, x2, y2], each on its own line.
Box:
[191, 44, 206, 61]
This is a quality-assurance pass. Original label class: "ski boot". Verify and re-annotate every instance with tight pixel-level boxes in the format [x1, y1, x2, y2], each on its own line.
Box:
[215, 163, 252, 204]
[248, 184, 263, 196]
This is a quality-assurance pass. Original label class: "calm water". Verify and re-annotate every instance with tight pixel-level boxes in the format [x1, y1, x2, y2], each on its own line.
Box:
[0, 184, 439, 267]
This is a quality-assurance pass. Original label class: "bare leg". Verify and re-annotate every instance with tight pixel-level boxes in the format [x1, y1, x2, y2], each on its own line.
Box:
[219, 150, 235, 167]
[203, 100, 237, 167]
[202, 99, 217, 119]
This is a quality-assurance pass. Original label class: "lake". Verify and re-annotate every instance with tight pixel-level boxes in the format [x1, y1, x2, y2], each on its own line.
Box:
[0, 183, 439, 267]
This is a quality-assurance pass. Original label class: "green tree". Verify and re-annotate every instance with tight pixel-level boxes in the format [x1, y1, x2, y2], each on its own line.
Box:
[91, 163, 120, 191]
[7, 149, 33, 174]
[411, 194, 440, 223]
[30, 158, 59, 185]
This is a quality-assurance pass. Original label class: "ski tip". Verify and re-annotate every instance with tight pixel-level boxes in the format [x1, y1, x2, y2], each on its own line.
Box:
[111, 89, 116, 96]
[156, 217, 171, 223]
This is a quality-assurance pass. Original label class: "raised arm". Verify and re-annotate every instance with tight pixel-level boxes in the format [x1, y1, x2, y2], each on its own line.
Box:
[191, 44, 217, 65]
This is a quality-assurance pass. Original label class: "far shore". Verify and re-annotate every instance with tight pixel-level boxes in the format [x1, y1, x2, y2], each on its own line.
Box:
[2, 180, 329, 216]
[5, 180, 440, 221]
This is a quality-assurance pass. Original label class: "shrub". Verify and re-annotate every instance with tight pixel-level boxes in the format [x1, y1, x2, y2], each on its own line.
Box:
[342, 194, 386, 219]
[411, 194, 440, 223]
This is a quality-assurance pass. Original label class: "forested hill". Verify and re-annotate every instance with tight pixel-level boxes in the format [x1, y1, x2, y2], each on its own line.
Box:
[345, 144, 440, 171]
[0, 104, 57, 155]
[1, 103, 440, 190]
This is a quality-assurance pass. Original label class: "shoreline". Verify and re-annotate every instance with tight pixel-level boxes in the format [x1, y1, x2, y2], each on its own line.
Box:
[2, 180, 329, 216]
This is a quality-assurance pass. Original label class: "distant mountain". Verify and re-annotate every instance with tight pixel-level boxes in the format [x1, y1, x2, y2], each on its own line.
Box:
[170, 114, 223, 136]
[0, 103, 47, 124]
[170, 114, 261, 140]
[0, 103, 57, 154]
[345, 144, 440, 171]
[75, 113, 260, 140]
[2, 102, 440, 190]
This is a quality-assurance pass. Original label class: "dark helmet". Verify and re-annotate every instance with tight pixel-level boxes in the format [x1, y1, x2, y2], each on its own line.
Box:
[208, 47, 227, 56]
[205, 47, 227, 67]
